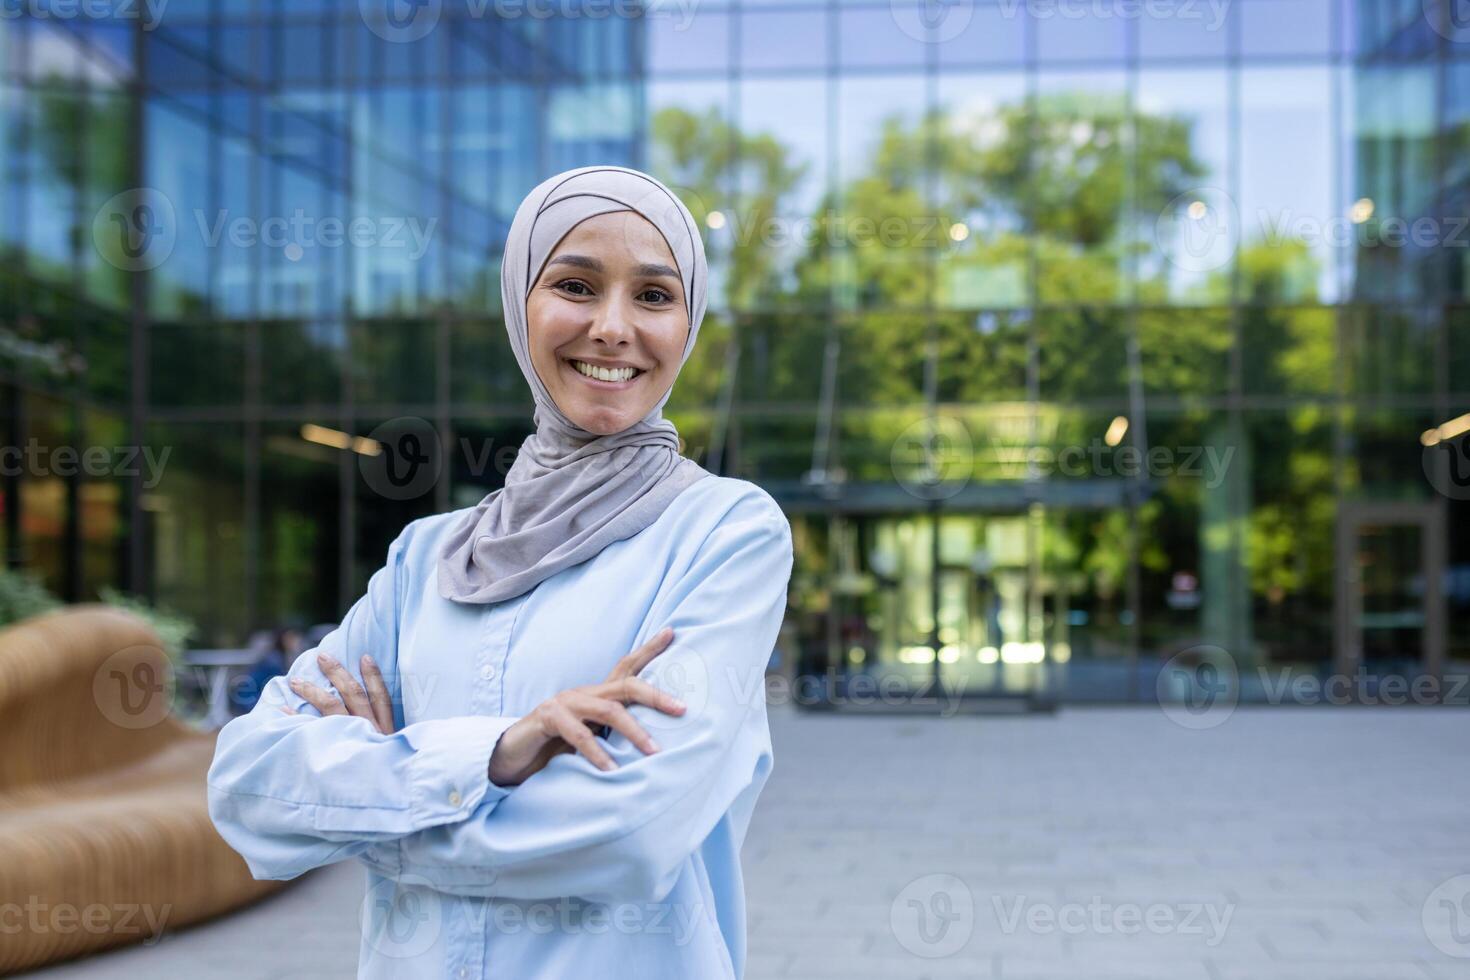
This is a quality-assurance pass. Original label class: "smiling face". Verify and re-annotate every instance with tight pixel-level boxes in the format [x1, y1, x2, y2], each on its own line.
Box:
[525, 210, 691, 436]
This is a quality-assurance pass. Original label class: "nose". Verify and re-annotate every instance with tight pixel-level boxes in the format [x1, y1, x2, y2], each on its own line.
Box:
[585, 290, 636, 347]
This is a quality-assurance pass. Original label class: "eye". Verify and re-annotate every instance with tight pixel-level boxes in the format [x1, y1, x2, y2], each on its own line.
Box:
[640, 287, 674, 304]
[554, 279, 592, 296]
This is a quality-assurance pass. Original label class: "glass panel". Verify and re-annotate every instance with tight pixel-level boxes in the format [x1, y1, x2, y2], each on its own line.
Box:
[145, 99, 212, 318]
[78, 408, 125, 605]
[149, 322, 246, 408]
[1036, 308, 1129, 404]
[146, 421, 248, 645]
[1240, 306, 1337, 397]
[1033, 3, 1126, 64]
[450, 317, 528, 408]
[736, 76, 828, 310]
[834, 73, 929, 310]
[1136, 308, 1233, 399]
[1343, 407, 1438, 502]
[935, 72, 1030, 310]
[1355, 521, 1425, 677]
[1240, 0, 1333, 58]
[739, 9, 829, 72]
[839, 7, 927, 69]
[349, 319, 438, 407]
[261, 320, 345, 407]
[259, 420, 343, 629]
[934, 310, 1029, 404]
[1136, 68, 1232, 305]
[648, 9, 730, 73]
[1341, 306, 1437, 400]
[1240, 67, 1335, 303]
[1137, 0, 1233, 60]
[936, 1, 1027, 68]
[1034, 72, 1130, 305]
[1342, 63, 1438, 303]
[1245, 408, 1335, 670]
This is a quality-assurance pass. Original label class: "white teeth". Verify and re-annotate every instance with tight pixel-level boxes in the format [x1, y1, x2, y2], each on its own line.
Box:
[572, 360, 638, 383]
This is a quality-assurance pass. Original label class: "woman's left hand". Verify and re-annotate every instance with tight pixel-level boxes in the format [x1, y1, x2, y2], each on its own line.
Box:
[282, 653, 398, 735]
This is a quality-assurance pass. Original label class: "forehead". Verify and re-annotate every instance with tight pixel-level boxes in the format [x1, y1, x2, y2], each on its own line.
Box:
[549, 210, 679, 266]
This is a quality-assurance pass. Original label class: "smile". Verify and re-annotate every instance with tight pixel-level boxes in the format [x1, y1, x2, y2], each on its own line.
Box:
[566, 359, 644, 387]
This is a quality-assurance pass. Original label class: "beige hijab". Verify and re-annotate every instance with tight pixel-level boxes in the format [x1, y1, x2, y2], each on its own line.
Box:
[436, 166, 712, 604]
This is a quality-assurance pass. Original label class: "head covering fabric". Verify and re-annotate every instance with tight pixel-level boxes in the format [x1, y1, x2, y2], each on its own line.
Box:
[436, 165, 712, 604]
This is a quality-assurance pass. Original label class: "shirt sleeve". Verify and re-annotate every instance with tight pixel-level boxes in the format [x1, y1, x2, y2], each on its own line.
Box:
[205, 524, 522, 882]
[359, 489, 792, 905]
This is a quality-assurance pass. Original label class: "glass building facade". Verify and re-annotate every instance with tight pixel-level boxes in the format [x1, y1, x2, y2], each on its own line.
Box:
[3, 0, 1467, 703]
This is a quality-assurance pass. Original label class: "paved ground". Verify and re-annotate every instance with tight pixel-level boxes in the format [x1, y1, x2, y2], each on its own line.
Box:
[25, 705, 1470, 979]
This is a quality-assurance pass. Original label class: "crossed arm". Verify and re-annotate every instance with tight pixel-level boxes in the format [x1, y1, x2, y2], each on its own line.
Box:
[206, 494, 792, 904]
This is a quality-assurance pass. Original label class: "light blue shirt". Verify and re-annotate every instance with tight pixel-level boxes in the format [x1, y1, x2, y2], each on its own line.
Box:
[206, 475, 792, 979]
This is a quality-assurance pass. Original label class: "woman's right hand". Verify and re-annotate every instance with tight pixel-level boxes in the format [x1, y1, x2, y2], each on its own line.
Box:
[487, 626, 688, 787]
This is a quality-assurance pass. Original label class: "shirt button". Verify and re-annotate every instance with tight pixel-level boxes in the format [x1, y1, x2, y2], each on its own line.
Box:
[480, 664, 497, 681]
[448, 789, 462, 807]
[458, 969, 469, 979]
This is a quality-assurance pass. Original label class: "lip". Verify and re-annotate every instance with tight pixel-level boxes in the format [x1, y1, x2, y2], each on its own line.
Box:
[562, 357, 645, 390]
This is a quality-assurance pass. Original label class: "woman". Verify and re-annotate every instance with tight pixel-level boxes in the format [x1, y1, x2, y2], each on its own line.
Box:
[207, 165, 793, 980]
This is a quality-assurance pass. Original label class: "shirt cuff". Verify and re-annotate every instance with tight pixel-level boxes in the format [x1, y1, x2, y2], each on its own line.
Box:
[402, 715, 522, 828]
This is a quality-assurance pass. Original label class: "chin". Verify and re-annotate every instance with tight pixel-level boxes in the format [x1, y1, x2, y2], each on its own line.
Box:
[569, 403, 640, 436]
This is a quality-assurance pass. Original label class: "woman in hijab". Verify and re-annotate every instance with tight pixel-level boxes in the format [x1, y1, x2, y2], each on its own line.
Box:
[207, 166, 793, 980]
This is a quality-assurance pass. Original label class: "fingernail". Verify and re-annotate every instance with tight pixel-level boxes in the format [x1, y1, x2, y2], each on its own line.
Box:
[648, 739, 662, 752]
[672, 698, 686, 710]
[317, 653, 334, 665]
[362, 654, 375, 667]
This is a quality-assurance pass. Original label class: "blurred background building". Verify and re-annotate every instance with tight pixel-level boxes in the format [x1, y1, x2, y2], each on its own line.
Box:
[3, 0, 1467, 704]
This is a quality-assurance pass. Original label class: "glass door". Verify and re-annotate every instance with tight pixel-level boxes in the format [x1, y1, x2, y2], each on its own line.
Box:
[1336, 502, 1446, 699]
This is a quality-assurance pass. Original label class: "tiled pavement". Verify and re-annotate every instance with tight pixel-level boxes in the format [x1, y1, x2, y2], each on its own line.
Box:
[27, 705, 1470, 979]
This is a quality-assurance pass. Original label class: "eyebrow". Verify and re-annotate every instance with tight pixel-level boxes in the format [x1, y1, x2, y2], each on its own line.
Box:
[545, 254, 681, 280]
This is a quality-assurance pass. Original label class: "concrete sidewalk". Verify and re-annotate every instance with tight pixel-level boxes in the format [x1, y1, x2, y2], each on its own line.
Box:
[26, 706, 1470, 979]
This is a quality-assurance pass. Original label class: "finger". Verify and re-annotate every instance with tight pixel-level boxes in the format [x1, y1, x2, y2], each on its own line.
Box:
[316, 653, 375, 723]
[592, 701, 662, 755]
[278, 705, 299, 716]
[605, 626, 675, 683]
[605, 676, 688, 717]
[289, 677, 346, 716]
[360, 654, 396, 734]
[547, 702, 616, 772]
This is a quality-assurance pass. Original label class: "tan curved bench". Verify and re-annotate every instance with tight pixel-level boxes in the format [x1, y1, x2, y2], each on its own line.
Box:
[0, 605, 287, 974]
